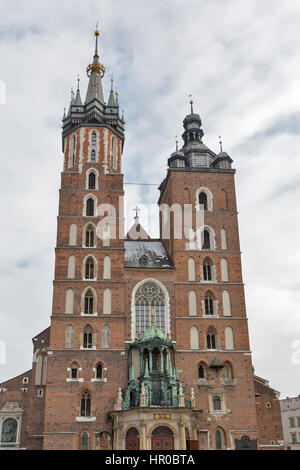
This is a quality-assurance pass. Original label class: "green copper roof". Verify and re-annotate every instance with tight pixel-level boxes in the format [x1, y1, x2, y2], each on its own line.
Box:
[140, 322, 166, 343]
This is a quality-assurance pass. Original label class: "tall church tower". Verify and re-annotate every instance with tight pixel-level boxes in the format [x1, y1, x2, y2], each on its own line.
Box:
[156, 101, 258, 449]
[43, 29, 128, 450]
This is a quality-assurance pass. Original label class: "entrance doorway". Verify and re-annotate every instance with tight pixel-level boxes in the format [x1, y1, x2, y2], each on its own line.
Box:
[151, 426, 174, 450]
[125, 427, 140, 450]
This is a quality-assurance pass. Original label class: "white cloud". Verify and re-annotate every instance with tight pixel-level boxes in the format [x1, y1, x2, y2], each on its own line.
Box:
[0, 0, 299, 398]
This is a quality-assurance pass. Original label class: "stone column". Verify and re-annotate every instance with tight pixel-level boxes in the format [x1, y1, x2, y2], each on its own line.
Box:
[179, 423, 186, 450]
[114, 424, 121, 450]
[140, 423, 146, 450]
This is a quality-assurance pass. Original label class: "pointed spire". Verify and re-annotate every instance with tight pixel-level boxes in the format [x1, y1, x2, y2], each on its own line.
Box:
[74, 75, 82, 106]
[188, 94, 194, 113]
[219, 135, 223, 153]
[107, 75, 116, 106]
[85, 26, 105, 104]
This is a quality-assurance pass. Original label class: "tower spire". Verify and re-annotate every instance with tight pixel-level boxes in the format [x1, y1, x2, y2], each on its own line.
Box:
[85, 25, 105, 104]
[74, 74, 82, 106]
[107, 75, 116, 106]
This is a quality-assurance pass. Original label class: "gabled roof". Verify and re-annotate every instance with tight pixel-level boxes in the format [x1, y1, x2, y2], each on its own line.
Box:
[124, 240, 173, 269]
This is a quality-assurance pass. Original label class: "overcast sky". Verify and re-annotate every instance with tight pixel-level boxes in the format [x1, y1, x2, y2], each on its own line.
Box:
[0, 0, 300, 399]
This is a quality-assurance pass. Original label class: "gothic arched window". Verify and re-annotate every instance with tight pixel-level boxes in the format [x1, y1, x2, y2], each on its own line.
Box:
[205, 292, 214, 315]
[91, 149, 96, 162]
[85, 258, 94, 280]
[202, 230, 211, 249]
[85, 225, 95, 247]
[71, 362, 78, 379]
[199, 192, 208, 210]
[84, 289, 94, 314]
[91, 132, 96, 147]
[88, 172, 96, 190]
[134, 281, 167, 336]
[207, 327, 217, 350]
[203, 258, 212, 281]
[86, 198, 95, 217]
[81, 431, 89, 450]
[80, 391, 91, 417]
[215, 429, 222, 450]
[83, 326, 93, 349]
[96, 363, 103, 379]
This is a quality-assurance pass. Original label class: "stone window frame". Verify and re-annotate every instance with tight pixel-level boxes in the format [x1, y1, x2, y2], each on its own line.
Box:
[208, 393, 227, 415]
[195, 187, 213, 212]
[200, 256, 217, 283]
[85, 167, 99, 191]
[130, 278, 170, 341]
[82, 222, 97, 249]
[201, 290, 219, 318]
[80, 286, 98, 316]
[66, 361, 84, 382]
[83, 194, 98, 217]
[0, 403, 23, 449]
[91, 361, 108, 383]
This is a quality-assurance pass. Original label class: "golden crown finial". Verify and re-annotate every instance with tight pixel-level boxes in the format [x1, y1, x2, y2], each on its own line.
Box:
[151, 309, 156, 323]
[95, 21, 100, 36]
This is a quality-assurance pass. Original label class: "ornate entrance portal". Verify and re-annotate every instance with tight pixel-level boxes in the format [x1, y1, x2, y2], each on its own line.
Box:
[151, 426, 174, 450]
[125, 427, 140, 450]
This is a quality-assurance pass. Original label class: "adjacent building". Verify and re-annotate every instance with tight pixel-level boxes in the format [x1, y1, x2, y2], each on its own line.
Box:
[280, 396, 300, 450]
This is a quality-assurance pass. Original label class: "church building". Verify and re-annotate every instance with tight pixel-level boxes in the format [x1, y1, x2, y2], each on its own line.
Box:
[0, 28, 284, 450]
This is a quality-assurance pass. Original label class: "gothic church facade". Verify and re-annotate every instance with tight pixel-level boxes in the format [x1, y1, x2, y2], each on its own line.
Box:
[0, 29, 283, 451]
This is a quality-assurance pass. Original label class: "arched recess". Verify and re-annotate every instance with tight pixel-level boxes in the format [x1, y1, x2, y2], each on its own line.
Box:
[67, 255, 76, 279]
[189, 291, 197, 316]
[83, 194, 98, 217]
[65, 324, 74, 348]
[82, 254, 98, 280]
[195, 187, 213, 211]
[103, 256, 111, 279]
[111, 135, 117, 170]
[196, 226, 216, 251]
[86, 167, 99, 190]
[102, 325, 110, 348]
[125, 427, 140, 450]
[215, 427, 226, 450]
[65, 288, 74, 314]
[221, 229, 227, 249]
[80, 431, 89, 450]
[188, 257, 196, 281]
[190, 326, 199, 349]
[222, 290, 231, 316]
[151, 426, 174, 451]
[221, 258, 229, 282]
[83, 222, 97, 248]
[225, 326, 234, 350]
[131, 278, 170, 340]
[182, 187, 191, 205]
[69, 223, 77, 246]
[220, 189, 228, 210]
[103, 289, 112, 314]
[81, 286, 97, 315]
